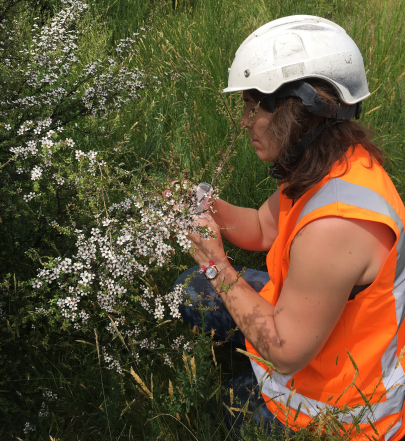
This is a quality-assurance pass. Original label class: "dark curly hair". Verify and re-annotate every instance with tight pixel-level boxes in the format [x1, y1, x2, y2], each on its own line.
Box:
[248, 79, 385, 201]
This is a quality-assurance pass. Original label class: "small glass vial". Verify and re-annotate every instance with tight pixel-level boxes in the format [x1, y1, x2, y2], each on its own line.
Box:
[196, 182, 212, 218]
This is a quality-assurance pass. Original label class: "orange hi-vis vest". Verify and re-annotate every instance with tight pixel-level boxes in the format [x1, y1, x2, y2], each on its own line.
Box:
[245, 145, 405, 441]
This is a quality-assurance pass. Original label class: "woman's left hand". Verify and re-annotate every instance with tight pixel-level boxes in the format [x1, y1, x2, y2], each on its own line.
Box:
[188, 214, 227, 268]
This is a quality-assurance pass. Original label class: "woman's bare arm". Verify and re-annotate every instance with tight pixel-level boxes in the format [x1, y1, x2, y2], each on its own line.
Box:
[210, 187, 280, 251]
[190, 215, 394, 375]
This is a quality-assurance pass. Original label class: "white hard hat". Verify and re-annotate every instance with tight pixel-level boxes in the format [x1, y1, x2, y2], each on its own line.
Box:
[223, 15, 369, 105]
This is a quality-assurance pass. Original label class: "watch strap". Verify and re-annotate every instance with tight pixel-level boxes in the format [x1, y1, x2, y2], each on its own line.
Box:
[214, 259, 232, 274]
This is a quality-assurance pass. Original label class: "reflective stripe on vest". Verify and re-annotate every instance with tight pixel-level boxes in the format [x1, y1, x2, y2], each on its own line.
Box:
[252, 177, 405, 435]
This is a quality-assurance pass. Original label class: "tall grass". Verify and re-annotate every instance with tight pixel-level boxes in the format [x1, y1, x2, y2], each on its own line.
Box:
[4, 0, 405, 439]
[81, 0, 405, 268]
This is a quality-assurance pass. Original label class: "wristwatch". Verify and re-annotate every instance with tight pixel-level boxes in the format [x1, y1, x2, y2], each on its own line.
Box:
[204, 259, 231, 280]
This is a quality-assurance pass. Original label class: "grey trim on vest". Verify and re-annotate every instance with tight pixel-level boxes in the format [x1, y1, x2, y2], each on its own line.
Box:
[251, 360, 405, 425]
[386, 418, 402, 441]
[296, 178, 405, 426]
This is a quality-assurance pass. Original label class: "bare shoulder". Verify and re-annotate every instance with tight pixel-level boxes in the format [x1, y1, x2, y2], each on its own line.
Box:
[294, 216, 395, 253]
[291, 216, 395, 286]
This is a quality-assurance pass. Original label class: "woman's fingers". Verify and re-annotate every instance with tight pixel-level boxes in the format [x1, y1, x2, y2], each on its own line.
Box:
[187, 228, 226, 267]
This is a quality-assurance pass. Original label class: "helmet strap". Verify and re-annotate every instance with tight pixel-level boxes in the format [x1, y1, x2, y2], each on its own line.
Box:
[269, 162, 287, 180]
[265, 80, 362, 120]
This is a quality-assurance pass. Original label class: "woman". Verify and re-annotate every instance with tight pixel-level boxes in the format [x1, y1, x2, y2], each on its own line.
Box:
[174, 15, 405, 440]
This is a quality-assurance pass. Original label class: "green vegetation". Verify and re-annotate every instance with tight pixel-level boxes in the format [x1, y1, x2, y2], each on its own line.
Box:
[0, 0, 404, 439]
[96, 0, 405, 263]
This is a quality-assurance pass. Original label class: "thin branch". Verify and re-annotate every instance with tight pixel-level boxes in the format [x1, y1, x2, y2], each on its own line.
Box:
[210, 131, 243, 188]
[94, 329, 113, 441]
[98, 162, 110, 220]
[0, 156, 14, 169]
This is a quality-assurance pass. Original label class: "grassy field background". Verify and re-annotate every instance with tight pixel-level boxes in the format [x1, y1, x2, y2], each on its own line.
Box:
[86, 0, 405, 271]
[2, 0, 405, 439]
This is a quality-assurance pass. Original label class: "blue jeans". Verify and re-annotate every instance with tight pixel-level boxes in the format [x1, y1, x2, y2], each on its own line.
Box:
[174, 265, 292, 436]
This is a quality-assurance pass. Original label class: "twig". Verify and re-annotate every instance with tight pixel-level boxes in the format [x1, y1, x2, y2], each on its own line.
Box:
[98, 163, 110, 220]
[210, 131, 243, 188]
[0, 156, 14, 169]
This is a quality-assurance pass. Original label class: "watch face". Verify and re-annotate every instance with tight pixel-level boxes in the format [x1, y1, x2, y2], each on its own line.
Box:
[205, 266, 217, 279]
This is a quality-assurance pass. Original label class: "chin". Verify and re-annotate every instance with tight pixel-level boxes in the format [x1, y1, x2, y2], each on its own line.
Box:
[256, 151, 276, 162]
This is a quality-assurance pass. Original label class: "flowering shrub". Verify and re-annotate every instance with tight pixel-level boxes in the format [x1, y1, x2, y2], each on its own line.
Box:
[0, 1, 224, 437]
[29, 178, 216, 334]
[3, 0, 147, 200]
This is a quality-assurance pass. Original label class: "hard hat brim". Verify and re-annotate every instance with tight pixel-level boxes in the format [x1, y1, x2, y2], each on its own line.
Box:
[223, 15, 370, 105]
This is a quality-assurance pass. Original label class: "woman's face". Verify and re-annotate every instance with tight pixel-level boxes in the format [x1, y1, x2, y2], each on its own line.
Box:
[240, 91, 279, 162]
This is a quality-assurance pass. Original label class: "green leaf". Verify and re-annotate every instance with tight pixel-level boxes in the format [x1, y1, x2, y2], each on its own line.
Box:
[346, 350, 359, 374]
[293, 401, 302, 422]
[367, 417, 379, 436]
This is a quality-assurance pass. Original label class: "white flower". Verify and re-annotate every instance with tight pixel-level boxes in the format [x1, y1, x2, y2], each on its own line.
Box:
[31, 165, 42, 180]
[23, 422, 36, 434]
[183, 341, 193, 352]
[53, 174, 64, 185]
[88, 150, 97, 161]
[75, 150, 86, 160]
[154, 302, 165, 320]
[73, 262, 83, 272]
[32, 280, 42, 289]
[79, 271, 95, 286]
[163, 353, 174, 368]
[23, 192, 38, 202]
[171, 335, 184, 350]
